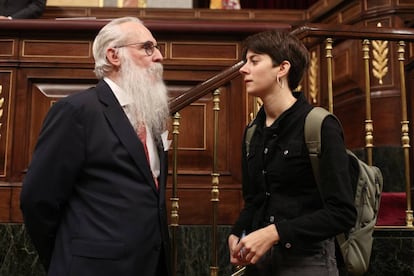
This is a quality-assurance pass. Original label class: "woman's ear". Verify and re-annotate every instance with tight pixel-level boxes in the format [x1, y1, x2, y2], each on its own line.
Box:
[278, 60, 291, 78]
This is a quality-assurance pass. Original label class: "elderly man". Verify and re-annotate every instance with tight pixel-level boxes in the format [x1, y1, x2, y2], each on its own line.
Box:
[20, 17, 171, 276]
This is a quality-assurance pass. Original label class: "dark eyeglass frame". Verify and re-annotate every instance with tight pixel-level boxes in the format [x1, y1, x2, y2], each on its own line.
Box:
[114, 41, 160, 56]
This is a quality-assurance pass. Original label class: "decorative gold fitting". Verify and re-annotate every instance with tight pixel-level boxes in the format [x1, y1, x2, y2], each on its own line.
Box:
[172, 112, 181, 135]
[309, 50, 319, 104]
[210, 266, 219, 276]
[406, 210, 413, 228]
[213, 89, 221, 111]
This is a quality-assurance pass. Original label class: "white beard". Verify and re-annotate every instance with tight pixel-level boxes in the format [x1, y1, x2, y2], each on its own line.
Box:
[118, 54, 169, 144]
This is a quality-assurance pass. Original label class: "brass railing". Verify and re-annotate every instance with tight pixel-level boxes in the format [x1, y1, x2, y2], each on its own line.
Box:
[292, 23, 414, 227]
[169, 61, 244, 114]
[168, 61, 244, 276]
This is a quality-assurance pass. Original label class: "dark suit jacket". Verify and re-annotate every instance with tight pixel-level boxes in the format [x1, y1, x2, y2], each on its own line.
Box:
[0, 0, 46, 18]
[20, 80, 171, 276]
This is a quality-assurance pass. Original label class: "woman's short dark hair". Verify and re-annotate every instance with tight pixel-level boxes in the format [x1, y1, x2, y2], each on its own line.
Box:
[242, 30, 310, 91]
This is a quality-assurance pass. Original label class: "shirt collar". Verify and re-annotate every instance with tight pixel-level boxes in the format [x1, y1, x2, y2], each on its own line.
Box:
[103, 77, 133, 107]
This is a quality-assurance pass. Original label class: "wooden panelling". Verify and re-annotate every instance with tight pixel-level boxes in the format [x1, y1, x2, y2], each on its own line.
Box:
[307, 0, 341, 17]
[339, 2, 362, 24]
[329, 40, 360, 99]
[399, 0, 414, 6]
[333, 48, 351, 82]
[142, 9, 197, 19]
[170, 42, 238, 61]
[11, 68, 97, 184]
[0, 187, 11, 222]
[364, 0, 392, 11]
[197, 9, 252, 20]
[42, 6, 307, 25]
[365, 17, 392, 28]
[335, 95, 402, 148]
[0, 71, 13, 178]
[164, 69, 217, 82]
[0, 40, 15, 57]
[28, 83, 91, 161]
[165, 188, 243, 225]
[250, 10, 306, 22]
[167, 86, 232, 175]
[22, 40, 92, 60]
[175, 103, 207, 150]
[10, 187, 22, 222]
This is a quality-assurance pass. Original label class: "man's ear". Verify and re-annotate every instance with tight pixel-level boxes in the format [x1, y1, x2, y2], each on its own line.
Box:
[106, 48, 121, 67]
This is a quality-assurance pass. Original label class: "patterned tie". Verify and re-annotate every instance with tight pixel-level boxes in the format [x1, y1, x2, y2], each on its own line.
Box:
[137, 124, 159, 190]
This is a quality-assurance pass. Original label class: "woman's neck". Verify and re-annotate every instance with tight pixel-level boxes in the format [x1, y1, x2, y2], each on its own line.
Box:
[263, 90, 297, 127]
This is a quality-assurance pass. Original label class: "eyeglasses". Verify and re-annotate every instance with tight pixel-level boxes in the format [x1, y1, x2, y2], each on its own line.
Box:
[114, 41, 160, 56]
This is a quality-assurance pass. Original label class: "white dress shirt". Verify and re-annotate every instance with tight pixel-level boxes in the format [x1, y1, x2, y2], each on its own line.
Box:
[103, 77, 160, 179]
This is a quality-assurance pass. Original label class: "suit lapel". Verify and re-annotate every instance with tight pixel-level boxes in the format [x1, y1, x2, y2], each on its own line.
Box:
[96, 81, 158, 193]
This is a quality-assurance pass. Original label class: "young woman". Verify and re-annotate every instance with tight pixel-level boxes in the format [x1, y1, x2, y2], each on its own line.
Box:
[228, 30, 357, 276]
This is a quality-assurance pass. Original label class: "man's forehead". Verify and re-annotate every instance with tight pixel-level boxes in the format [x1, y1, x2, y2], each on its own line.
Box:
[119, 21, 155, 41]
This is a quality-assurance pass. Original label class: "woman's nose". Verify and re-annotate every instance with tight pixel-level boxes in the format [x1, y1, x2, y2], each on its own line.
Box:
[239, 63, 248, 74]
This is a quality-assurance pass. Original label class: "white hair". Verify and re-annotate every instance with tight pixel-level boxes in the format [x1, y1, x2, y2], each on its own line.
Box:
[92, 17, 143, 79]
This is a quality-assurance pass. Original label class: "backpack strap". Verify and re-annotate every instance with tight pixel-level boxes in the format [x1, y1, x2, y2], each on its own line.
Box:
[304, 107, 331, 184]
[305, 107, 349, 247]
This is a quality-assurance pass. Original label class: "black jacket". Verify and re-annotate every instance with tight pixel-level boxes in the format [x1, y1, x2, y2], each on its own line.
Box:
[231, 92, 357, 253]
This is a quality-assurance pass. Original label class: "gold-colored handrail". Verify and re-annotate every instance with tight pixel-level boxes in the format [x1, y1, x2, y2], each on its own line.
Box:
[325, 37, 334, 113]
[210, 89, 221, 276]
[292, 23, 414, 42]
[397, 41, 413, 227]
[170, 112, 181, 276]
[293, 23, 414, 228]
[362, 39, 374, 166]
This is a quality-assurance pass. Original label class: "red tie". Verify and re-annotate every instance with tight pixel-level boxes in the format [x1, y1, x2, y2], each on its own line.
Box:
[137, 124, 159, 190]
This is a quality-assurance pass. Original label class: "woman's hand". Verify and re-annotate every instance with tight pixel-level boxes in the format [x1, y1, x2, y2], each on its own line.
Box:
[228, 234, 248, 265]
[231, 224, 279, 265]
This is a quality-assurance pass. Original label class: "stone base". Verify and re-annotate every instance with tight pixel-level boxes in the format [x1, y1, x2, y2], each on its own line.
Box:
[1, 224, 413, 275]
